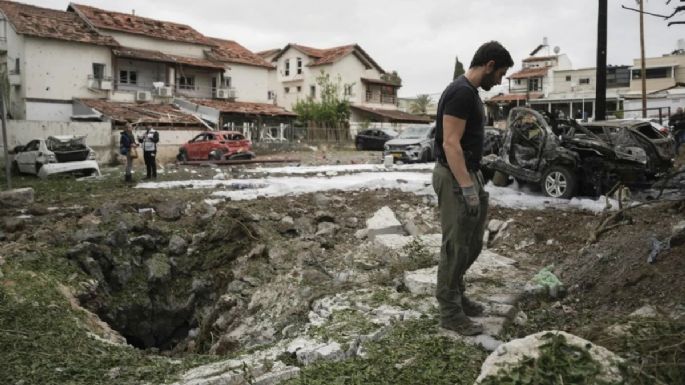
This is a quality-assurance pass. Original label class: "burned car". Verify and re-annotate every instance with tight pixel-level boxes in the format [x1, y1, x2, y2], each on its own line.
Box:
[383, 125, 435, 163]
[482, 108, 669, 199]
[11, 135, 100, 179]
[177, 131, 254, 161]
[582, 120, 674, 178]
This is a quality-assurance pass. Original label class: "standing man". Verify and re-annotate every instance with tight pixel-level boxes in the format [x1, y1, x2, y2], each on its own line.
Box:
[432, 41, 513, 335]
[139, 126, 160, 179]
[119, 123, 137, 183]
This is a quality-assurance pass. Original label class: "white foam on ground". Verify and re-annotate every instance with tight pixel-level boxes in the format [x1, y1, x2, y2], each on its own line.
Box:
[136, 171, 617, 213]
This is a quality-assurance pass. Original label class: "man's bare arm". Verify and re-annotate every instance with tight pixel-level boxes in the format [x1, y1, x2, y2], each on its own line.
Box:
[443, 114, 473, 188]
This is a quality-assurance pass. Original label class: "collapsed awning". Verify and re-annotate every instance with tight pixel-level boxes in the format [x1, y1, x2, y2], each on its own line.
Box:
[350, 105, 431, 123]
[113, 47, 225, 70]
[486, 93, 543, 103]
[74, 99, 205, 127]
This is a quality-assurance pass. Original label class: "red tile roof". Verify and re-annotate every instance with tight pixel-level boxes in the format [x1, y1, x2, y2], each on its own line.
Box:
[113, 47, 224, 70]
[77, 99, 203, 125]
[522, 55, 558, 63]
[509, 67, 550, 79]
[0, 0, 117, 46]
[191, 99, 297, 117]
[256, 48, 282, 60]
[275, 43, 385, 72]
[486, 93, 543, 103]
[350, 105, 431, 123]
[206, 38, 274, 68]
[68, 3, 214, 46]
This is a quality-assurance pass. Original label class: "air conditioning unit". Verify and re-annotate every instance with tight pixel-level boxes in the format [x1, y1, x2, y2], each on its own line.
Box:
[135, 91, 152, 102]
[156, 86, 173, 97]
[99, 79, 113, 90]
[227, 88, 237, 99]
[215, 88, 229, 99]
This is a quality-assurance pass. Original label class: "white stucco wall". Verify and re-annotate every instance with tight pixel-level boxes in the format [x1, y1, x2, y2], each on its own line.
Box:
[552, 68, 596, 94]
[0, 120, 207, 164]
[103, 31, 210, 58]
[25, 101, 73, 122]
[4, 20, 26, 119]
[23, 37, 112, 101]
[226, 63, 270, 103]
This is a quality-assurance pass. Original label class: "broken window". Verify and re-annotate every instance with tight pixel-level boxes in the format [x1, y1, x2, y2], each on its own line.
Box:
[267, 90, 275, 100]
[310, 85, 316, 98]
[178, 76, 195, 90]
[344, 84, 353, 96]
[284, 59, 290, 76]
[296, 86, 302, 93]
[631, 67, 672, 80]
[579, 78, 590, 85]
[92, 63, 105, 80]
[565, 75, 571, 82]
[297, 57, 302, 74]
[284, 87, 290, 94]
[119, 70, 138, 85]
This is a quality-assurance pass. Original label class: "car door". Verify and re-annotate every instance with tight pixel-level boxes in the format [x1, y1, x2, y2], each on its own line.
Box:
[356, 130, 370, 149]
[16, 140, 40, 173]
[187, 134, 206, 160]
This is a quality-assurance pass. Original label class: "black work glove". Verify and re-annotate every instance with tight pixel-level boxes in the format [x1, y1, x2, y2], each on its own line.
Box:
[461, 185, 480, 217]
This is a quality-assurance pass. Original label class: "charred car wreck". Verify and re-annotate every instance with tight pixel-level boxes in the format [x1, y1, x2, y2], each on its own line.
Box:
[482, 108, 674, 199]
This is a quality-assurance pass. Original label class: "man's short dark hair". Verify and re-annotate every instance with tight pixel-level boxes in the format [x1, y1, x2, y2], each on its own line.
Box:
[470, 41, 514, 69]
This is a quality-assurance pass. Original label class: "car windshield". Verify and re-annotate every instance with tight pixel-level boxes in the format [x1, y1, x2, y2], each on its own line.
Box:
[398, 126, 429, 139]
[381, 129, 398, 137]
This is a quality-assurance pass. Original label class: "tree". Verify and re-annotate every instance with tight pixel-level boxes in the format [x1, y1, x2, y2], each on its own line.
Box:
[621, 1, 685, 27]
[292, 71, 352, 141]
[380, 70, 402, 86]
[453, 56, 465, 80]
[409, 94, 432, 115]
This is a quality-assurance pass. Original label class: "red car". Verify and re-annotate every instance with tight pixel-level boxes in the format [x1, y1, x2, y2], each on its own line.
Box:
[177, 131, 254, 161]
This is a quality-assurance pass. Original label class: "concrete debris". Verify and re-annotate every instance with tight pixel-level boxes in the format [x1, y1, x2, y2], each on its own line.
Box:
[0, 187, 34, 208]
[365, 206, 404, 240]
[476, 331, 626, 384]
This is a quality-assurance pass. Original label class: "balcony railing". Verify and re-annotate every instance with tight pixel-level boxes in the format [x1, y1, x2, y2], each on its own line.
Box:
[365, 91, 397, 105]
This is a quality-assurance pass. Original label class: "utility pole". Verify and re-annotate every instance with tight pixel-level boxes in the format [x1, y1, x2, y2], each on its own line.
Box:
[595, 0, 607, 121]
[1, 90, 11, 189]
[639, 0, 647, 118]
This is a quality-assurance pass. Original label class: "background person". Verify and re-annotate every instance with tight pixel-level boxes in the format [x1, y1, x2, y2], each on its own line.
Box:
[138, 126, 160, 179]
[119, 123, 138, 182]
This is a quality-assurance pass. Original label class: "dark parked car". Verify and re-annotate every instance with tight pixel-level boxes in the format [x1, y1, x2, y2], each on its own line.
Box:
[355, 128, 398, 151]
[177, 131, 254, 161]
[482, 108, 669, 199]
[383, 125, 435, 163]
[582, 120, 674, 178]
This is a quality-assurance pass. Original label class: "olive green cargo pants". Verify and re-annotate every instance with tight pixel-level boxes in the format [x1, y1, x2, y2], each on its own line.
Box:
[432, 163, 489, 324]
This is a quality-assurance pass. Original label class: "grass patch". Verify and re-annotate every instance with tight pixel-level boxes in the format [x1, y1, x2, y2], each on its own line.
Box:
[286, 318, 486, 385]
[310, 309, 377, 343]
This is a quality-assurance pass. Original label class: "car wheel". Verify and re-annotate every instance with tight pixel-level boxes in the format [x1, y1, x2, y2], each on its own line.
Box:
[209, 150, 223, 161]
[177, 150, 188, 162]
[541, 166, 577, 199]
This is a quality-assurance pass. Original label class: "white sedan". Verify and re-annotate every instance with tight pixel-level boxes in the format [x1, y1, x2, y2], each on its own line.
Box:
[11, 135, 101, 179]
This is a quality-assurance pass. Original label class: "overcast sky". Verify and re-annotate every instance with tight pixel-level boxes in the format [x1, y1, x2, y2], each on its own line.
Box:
[22, 0, 685, 97]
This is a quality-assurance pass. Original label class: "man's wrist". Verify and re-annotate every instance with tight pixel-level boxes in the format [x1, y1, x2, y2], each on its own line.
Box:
[461, 185, 477, 196]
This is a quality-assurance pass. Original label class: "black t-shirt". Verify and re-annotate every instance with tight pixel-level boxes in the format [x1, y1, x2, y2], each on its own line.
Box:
[434, 75, 485, 171]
